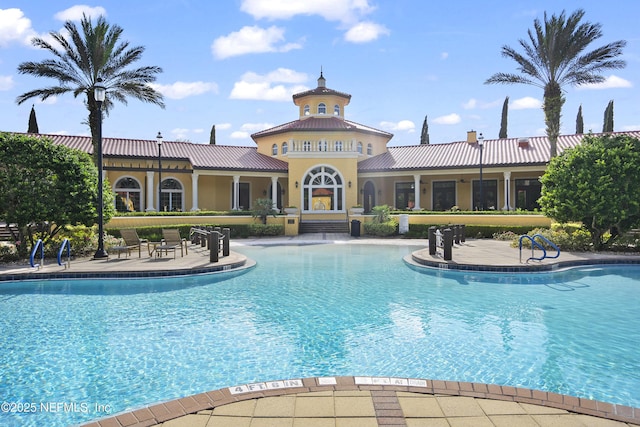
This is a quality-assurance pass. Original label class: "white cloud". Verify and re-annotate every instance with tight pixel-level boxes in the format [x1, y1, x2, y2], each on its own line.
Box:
[149, 81, 218, 99]
[621, 124, 640, 131]
[241, 123, 274, 132]
[433, 113, 461, 125]
[171, 128, 191, 139]
[463, 98, 502, 110]
[344, 21, 389, 43]
[212, 25, 302, 59]
[0, 75, 14, 90]
[441, 52, 449, 60]
[230, 69, 309, 101]
[379, 120, 415, 133]
[261, 68, 308, 83]
[240, 0, 374, 24]
[462, 98, 477, 109]
[230, 122, 274, 140]
[240, 0, 384, 44]
[511, 96, 541, 110]
[577, 75, 632, 90]
[0, 8, 36, 47]
[231, 131, 250, 139]
[216, 123, 232, 130]
[54, 5, 106, 21]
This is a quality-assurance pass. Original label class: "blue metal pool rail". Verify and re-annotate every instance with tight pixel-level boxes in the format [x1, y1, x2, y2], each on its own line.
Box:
[57, 238, 71, 268]
[519, 234, 561, 263]
[30, 239, 44, 269]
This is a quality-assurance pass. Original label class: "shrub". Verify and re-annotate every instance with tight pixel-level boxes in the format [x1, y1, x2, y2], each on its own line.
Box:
[371, 204, 391, 223]
[364, 220, 398, 237]
[248, 224, 283, 236]
[511, 226, 593, 251]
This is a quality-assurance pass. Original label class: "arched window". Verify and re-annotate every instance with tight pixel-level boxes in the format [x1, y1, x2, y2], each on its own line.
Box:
[302, 165, 344, 212]
[114, 177, 141, 212]
[335, 140, 343, 151]
[334, 104, 340, 115]
[272, 143, 278, 155]
[303, 140, 311, 151]
[367, 143, 373, 155]
[357, 142, 363, 154]
[318, 103, 326, 114]
[304, 105, 310, 116]
[160, 178, 183, 212]
[282, 141, 288, 154]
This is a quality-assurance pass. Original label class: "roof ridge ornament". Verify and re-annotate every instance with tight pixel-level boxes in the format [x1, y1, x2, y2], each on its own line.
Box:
[318, 67, 326, 88]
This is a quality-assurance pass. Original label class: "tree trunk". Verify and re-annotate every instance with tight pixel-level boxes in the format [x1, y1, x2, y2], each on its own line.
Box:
[543, 82, 564, 158]
[88, 93, 100, 165]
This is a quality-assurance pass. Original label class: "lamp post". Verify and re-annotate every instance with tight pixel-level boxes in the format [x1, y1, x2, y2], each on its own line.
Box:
[93, 78, 108, 259]
[156, 131, 163, 211]
[478, 132, 484, 211]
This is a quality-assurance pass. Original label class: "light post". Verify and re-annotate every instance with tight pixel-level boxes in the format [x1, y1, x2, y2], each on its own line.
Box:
[93, 78, 108, 259]
[156, 131, 163, 211]
[478, 132, 484, 211]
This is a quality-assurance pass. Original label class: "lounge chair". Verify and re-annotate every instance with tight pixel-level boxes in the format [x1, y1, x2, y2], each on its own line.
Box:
[112, 229, 148, 258]
[160, 229, 188, 257]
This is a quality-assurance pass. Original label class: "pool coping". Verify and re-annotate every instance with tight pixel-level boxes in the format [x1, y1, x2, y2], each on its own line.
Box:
[79, 376, 640, 426]
[407, 251, 640, 272]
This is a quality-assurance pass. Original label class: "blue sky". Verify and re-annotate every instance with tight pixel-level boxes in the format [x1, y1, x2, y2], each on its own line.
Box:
[1, 1, 638, 146]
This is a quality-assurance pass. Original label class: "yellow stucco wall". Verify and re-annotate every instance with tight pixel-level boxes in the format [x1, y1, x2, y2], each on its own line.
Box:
[106, 213, 550, 231]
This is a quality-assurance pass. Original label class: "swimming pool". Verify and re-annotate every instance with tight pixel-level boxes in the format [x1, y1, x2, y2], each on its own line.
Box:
[0, 243, 638, 426]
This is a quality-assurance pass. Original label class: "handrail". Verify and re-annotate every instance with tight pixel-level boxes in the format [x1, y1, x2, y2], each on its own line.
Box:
[57, 238, 71, 268]
[532, 233, 561, 259]
[30, 239, 44, 269]
[519, 234, 561, 263]
[519, 235, 546, 262]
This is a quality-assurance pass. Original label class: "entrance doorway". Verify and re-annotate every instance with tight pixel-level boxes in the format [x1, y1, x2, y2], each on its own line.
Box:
[363, 181, 375, 212]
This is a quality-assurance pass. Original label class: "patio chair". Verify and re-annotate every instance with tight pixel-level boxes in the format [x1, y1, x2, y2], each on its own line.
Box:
[112, 229, 148, 258]
[160, 229, 188, 257]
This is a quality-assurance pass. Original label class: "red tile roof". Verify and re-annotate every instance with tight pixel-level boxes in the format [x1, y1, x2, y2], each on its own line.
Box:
[22, 133, 289, 172]
[251, 117, 393, 139]
[292, 87, 351, 100]
[9, 130, 640, 174]
[358, 131, 640, 172]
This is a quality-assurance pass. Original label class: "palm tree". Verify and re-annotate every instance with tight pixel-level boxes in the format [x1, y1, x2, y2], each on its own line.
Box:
[485, 9, 625, 158]
[16, 14, 164, 157]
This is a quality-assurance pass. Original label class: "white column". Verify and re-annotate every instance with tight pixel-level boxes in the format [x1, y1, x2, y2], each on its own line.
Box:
[271, 176, 278, 210]
[191, 172, 199, 211]
[413, 174, 421, 210]
[145, 171, 155, 211]
[503, 171, 512, 211]
[232, 175, 240, 210]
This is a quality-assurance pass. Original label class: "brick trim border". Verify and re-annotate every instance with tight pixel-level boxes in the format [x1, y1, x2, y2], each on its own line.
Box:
[80, 376, 640, 427]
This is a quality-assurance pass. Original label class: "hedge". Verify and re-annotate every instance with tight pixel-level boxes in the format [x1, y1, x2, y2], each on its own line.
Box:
[403, 224, 544, 239]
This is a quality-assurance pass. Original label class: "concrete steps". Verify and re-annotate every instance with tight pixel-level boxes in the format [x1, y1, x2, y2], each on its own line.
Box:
[299, 220, 350, 234]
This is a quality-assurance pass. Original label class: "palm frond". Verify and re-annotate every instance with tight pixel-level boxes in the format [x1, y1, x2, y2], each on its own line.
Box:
[16, 87, 73, 105]
[15, 13, 164, 140]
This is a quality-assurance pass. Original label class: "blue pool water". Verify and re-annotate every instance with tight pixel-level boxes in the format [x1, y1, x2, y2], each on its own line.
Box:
[0, 243, 639, 426]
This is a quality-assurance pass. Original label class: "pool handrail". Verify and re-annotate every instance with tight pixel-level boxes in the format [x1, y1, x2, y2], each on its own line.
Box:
[57, 238, 71, 268]
[30, 239, 44, 269]
[533, 233, 560, 259]
[519, 234, 561, 263]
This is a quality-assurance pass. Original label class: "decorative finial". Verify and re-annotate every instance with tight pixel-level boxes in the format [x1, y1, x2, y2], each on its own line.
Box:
[318, 67, 326, 88]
